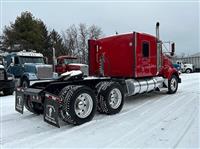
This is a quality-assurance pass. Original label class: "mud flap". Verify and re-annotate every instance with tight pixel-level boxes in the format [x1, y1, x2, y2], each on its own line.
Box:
[15, 91, 24, 114]
[44, 98, 60, 128]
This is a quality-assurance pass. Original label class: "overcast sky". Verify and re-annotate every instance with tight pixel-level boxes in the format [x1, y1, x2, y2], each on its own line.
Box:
[0, 0, 199, 55]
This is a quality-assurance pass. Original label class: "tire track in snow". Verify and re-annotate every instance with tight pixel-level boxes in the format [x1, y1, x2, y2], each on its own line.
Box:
[104, 93, 194, 148]
[121, 96, 197, 148]
[173, 107, 198, 148]
[31, 93, 187, 147]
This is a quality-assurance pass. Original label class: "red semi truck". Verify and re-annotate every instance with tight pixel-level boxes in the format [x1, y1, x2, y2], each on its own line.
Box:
[55, 56, 88, 76]
[15, 23, 181, 127]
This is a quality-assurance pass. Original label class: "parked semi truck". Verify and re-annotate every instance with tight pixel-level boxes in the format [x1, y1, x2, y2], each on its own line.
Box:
[15, 23, 181, 127]
[0, 64, 15, 95]
[175, 56, 200, 73]
[3, 50, 57, 88]
[176, 61, 194, 73]
[55, 55, 88, 76]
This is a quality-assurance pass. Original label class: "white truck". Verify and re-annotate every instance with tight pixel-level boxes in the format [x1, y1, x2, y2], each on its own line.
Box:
[176, 61, 194, 73]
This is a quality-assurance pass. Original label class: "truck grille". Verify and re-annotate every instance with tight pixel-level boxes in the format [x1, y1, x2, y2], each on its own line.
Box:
[36, 66, 53, 79]
[0, 69, 5, 80]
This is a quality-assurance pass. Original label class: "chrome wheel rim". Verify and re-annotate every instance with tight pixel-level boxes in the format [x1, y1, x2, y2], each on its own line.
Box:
[170, 78, 177, 92]
[109, 88, 122, 109]
[74, 93, 93, 118]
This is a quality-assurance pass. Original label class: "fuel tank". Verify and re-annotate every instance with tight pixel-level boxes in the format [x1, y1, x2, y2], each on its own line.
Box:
[125, 77, 164, 96]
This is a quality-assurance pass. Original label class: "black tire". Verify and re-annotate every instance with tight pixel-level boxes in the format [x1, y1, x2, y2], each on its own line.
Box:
[168, 75, 178, 94]
[24, 98, 43, 114]
[96, 81, 124, 115]
[185, 68, 192, 73]
[59, 85, 96, 125]
[21, 78, 29, 88]
[95, 82, 106, 113]
[3, 88, 14, 95]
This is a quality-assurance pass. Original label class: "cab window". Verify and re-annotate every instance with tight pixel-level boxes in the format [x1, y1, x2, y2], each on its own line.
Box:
[14, 56, 19, 65]
[142, 42, 149, 57]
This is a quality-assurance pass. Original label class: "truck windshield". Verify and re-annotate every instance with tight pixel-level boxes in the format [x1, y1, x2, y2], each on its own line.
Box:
[19, 56, 44, 64]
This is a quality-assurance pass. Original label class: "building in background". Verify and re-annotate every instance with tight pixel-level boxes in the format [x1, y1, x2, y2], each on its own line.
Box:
[172, 52, 200, 72]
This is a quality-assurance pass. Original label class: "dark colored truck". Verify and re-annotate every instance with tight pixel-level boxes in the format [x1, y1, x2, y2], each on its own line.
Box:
[3, 50, 58, 88]
[15, 23, 181, 127]
[0, 64, 15, 95]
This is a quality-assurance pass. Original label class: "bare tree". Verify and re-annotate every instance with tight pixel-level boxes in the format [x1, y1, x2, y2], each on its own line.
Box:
[79, 23, 88, 63]
[89, 24, 103, 40]
[63, 25, 79, 56]
[62, 23, 103, 64]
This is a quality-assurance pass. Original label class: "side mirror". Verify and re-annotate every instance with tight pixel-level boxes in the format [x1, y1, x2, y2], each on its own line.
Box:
[171, 42, 175, 56]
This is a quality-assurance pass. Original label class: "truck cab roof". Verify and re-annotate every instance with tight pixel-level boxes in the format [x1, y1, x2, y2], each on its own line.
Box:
[97, 32, 157, 42]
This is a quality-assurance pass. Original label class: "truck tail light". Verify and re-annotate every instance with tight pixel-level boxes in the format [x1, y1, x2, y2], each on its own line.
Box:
[45, 93, 63, 104]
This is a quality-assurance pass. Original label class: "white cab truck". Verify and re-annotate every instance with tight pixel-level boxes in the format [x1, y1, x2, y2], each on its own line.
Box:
[177, 61, 194, 73]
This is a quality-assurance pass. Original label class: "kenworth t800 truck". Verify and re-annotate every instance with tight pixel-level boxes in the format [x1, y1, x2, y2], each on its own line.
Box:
[15, 23, 181, 127]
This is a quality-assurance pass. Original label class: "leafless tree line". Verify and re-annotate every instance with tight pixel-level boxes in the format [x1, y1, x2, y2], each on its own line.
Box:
[61, 23, 103, 64]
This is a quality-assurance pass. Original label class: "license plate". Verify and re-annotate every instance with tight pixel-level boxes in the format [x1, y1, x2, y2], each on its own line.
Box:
[44, 97, 60, 128]
[15, 91, 24, 114]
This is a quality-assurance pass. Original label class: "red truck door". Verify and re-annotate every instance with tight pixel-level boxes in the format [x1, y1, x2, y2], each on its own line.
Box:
[135, 33, 157, 77]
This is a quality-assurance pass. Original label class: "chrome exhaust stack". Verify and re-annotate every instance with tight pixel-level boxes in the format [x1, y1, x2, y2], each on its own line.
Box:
[156, 22, 160, 40]
[156, 22, 162, 72]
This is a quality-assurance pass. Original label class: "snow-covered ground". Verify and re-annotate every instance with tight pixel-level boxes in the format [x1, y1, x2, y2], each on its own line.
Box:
[1, 73, 199, 148]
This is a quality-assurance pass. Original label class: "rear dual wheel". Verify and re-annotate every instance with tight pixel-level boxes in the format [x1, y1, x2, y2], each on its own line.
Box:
[59, 85, 96, 125]
[96, 81, 124, 115]
[58, 81, 124, 125]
